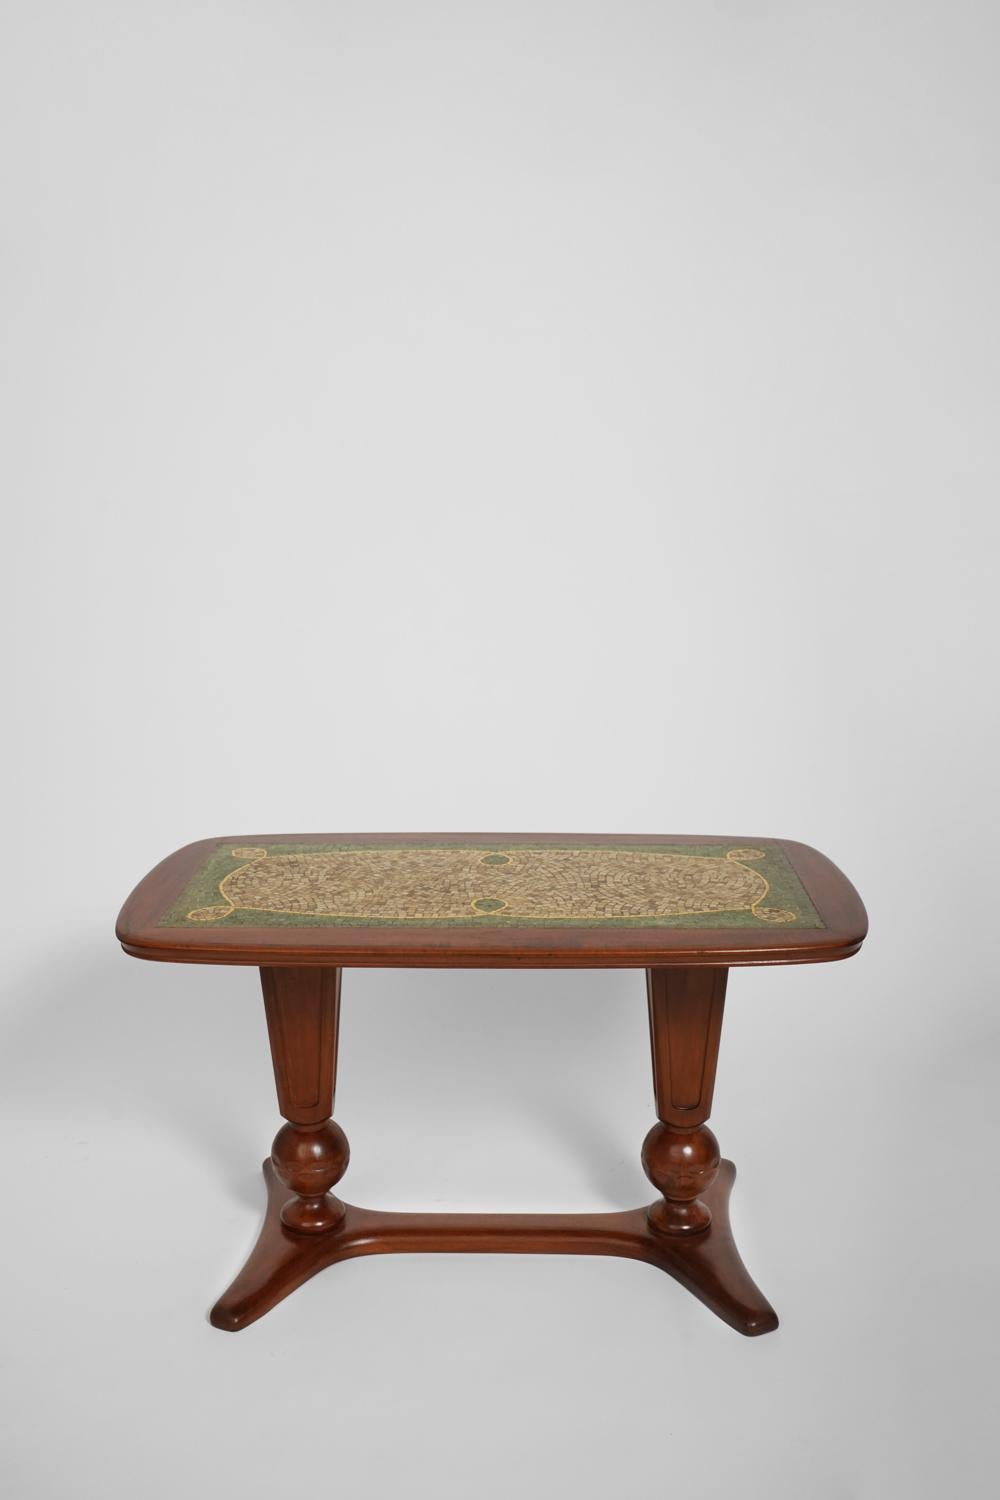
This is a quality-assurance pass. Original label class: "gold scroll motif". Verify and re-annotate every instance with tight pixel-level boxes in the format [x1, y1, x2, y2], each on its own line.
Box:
[186, 846, 798, 924]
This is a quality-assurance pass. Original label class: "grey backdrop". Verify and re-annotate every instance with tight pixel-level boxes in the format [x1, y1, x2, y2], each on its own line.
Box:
[2, 3, 997, 1497]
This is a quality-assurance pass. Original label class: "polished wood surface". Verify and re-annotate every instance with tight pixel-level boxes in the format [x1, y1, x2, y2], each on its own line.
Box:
[262, 968, 349, 1233]
[210, 1156, 777, 1337]
[117, 836, 867, 1336]
[643, 967, 727, 1233]
[204, 960, 778, 1335]
[117, 832, 867, 968]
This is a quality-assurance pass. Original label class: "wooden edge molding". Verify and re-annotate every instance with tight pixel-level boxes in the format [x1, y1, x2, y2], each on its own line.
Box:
[116, 833, 867, 970]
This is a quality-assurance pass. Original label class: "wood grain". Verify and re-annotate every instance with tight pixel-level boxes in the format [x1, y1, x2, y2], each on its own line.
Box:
[210, 1157, 778, 1337]
[117, 839, 867, 1336]
[117, 832, 867, 968]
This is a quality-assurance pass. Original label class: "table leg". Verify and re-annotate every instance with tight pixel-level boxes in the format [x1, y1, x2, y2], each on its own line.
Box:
[640, 966, 778, 1333]
[210, 967, 349, 1328]
[210, 965, 778, 1335]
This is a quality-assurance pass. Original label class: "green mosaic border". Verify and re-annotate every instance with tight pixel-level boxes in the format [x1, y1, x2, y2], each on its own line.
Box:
[161, 842, 824, 930]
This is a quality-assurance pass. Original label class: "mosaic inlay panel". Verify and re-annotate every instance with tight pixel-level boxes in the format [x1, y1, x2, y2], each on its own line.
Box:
[162, 843, 823, 930]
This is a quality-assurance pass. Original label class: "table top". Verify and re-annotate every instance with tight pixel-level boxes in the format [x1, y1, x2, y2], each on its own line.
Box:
[116, 834, 867, 968]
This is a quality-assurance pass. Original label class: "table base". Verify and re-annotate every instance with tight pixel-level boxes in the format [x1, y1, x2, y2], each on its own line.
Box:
[210, 1157, 777, 1336]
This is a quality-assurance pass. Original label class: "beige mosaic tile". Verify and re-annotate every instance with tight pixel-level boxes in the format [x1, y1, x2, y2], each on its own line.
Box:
[165, 843, 821, 928]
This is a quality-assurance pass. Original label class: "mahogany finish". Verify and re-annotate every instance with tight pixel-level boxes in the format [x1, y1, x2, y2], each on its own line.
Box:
[116, 833, 868, 1337]
[261, 968, 348, 1232]
[643, 967, 726, 1234]
[116, 832, 867, 968]
[209, 958, 772, 1334]
[210, 1156, 777, 1336]
[261, 967, 341, 1126]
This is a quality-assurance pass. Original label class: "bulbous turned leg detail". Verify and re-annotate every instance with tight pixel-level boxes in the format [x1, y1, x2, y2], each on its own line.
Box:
[210, 966, 352, 1329]
[271, 1119, 349, 1234]
[642, 1121, 720, 1236]
[208, 962, 779, 1336]
[640, 966, 778, 1333]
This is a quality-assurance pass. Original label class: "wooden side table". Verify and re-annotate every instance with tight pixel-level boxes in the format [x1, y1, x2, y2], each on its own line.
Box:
[116, 834, 866, 1335]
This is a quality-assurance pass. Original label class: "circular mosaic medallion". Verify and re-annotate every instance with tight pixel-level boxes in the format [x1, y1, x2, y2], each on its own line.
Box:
[471, 897, 507, 914]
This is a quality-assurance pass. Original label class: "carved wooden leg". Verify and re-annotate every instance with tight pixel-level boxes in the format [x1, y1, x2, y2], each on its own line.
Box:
[642, 966, 725, 1233]
[210, 967, 350, 1328]
[209, 964, 778, 1335]
[262, 967, 349, 1233]
[640, 966, 778, 1334]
